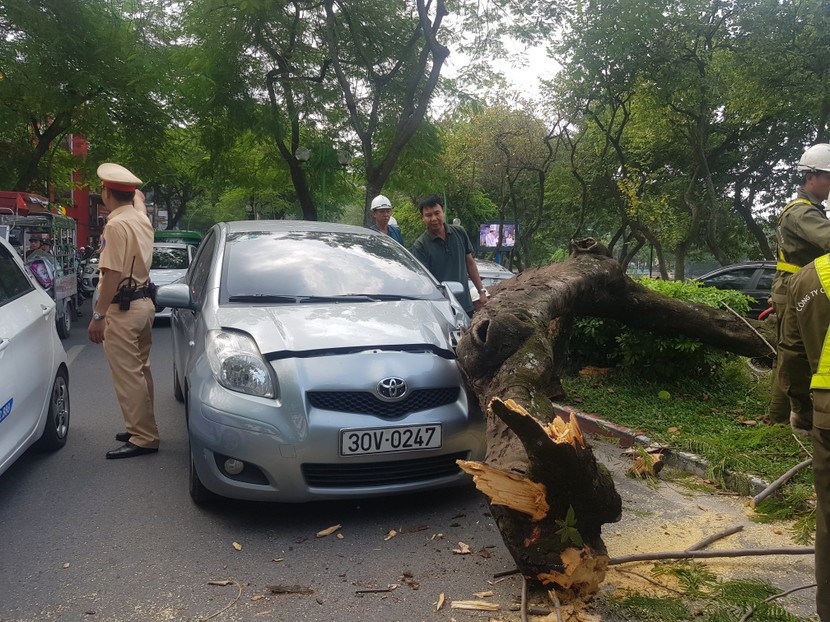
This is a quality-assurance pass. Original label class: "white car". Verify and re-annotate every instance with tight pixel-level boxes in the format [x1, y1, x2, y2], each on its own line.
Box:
[470, 258, 515, 302]
[0, 236, 70, 477]
[150, 242, 195, 318]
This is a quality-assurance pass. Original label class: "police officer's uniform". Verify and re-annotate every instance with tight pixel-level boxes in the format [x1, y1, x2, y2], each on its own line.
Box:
[771, 188, 830, 426]
[778, 254, 830, 620]
[96, 163, 159, 456]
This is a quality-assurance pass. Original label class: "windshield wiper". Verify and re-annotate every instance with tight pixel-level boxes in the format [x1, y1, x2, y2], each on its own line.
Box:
[342, 293, 420, 301]
[228, 294, 301, 303]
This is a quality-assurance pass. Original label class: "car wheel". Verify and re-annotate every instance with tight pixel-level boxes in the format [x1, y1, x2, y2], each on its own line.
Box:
[35, 368, 70, 451]
[173, 363, 184, 403]
[56, 300, 71, 339]
[189, 443, 216, 506]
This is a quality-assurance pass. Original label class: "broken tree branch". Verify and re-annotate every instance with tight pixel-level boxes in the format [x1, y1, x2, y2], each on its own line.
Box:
[609, 547, 814, 565]
[200, 580, 242, 622]
[685, 525, 744, 551]
[738, 583, 817, 622]
[751, 458, 813, 508]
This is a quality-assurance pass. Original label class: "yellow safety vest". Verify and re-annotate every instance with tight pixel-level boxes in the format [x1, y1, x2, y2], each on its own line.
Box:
[777, 198, 815, 274]
[811, 254, 830, 390]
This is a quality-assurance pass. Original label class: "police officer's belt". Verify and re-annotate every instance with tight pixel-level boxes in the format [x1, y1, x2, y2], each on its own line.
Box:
[112, 287, 152, 303]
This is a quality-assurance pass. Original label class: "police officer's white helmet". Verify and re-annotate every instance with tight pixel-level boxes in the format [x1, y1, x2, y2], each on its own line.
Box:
[797, 143, 830, 173]
[371, 195, 393, 211]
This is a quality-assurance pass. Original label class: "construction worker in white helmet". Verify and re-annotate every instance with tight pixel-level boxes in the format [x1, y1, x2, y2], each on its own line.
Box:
[771, 143, 830, 434]
[369, 194, 403, 244]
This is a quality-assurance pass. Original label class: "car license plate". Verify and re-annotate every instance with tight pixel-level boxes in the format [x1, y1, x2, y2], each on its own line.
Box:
[340, 425, 442, 456]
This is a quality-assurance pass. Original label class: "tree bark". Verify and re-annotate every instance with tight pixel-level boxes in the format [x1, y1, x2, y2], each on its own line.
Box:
[456, 239, 771, 598]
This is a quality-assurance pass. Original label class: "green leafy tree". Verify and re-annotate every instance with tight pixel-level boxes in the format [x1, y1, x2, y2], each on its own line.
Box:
[0, 0, 168, 191]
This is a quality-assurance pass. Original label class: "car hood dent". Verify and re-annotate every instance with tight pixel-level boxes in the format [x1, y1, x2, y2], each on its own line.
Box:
[215, 300, 456, 356]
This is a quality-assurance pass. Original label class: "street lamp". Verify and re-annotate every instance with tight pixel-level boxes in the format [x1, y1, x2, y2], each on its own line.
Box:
[295, 144, 351, 221]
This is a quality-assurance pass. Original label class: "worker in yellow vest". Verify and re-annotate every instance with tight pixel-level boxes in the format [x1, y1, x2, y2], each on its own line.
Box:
[771, 144, 830, 431]
[778, 252, 830, 620]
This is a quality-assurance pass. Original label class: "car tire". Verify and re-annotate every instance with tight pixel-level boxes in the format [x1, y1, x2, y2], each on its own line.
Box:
[56, 300, 71, 339]
[35, 368, 70, 452]
[189, 443, 217, 506]
[173, 363, 184, 403]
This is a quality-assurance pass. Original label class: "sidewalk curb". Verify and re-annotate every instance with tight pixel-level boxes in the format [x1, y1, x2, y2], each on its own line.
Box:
[551, 402, 771, 498]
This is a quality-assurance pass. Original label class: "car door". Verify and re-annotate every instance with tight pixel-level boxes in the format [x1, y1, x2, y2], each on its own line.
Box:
[173, 231, 216, 386]
[0, 239, 55, 468]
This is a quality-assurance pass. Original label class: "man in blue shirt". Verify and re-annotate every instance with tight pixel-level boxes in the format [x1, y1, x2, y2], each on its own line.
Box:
[411, 194, 488, 316]
[369, 195, 403, 243]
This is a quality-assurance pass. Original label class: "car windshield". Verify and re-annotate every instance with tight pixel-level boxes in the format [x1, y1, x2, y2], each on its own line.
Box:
[152, 247, 189, 270]
[221, 230, 442, 302]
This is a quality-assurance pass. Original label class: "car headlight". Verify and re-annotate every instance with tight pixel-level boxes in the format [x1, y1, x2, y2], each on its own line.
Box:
[205, 330, 275, 398]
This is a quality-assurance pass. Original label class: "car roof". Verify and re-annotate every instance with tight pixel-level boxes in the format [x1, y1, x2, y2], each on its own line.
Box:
[152, 242, 190, 249]
[696, 261, 775, 279]
[219, 220, 384, 236]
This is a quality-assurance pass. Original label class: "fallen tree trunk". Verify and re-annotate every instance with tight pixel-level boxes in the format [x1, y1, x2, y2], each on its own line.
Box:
[456, 240, 771, 598]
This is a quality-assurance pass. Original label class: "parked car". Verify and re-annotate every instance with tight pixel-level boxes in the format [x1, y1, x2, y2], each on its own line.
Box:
[694, 261, 776, 319]
[157, 221, 485, 504]
[0, 236, 70, 477]
[154, 230, 203, 248]
[470, 258, 515, 302]
[150, 242, 195, 318]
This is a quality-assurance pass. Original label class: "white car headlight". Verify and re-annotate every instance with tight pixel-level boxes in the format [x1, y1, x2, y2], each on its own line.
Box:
[205, 330, 275, 398]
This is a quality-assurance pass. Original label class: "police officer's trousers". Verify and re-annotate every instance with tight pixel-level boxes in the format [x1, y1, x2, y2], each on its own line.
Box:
[103, 297, 159, 448]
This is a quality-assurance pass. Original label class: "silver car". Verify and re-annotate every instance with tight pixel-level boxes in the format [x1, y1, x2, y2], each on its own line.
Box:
[158, 221, 485, 504]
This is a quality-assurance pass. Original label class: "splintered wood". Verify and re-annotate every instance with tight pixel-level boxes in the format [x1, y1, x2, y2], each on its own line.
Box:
[536, 547, 608, 598]
[456, 460, 549, 521]
[498, 399, 586, 448]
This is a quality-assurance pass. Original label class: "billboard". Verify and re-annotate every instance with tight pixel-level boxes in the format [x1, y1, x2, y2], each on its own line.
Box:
[479, 223, 517, 249]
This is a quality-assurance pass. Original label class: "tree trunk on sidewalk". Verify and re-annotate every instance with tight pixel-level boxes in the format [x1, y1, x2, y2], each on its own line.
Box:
[455, 239, 771, 598]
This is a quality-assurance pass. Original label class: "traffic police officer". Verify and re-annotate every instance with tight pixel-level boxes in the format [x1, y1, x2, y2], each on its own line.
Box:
[771, 144, 830, 430]
[87, 163, 159, 459]
[778, 253, 830, 621]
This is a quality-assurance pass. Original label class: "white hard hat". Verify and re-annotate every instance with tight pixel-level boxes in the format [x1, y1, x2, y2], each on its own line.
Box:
[371, 194, 392, 211]
[797, 144, 830, 173]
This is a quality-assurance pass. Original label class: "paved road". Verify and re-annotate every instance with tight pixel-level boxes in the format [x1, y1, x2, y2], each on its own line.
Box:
[0, 309, 520, 622]
[0, 307, 817, 621]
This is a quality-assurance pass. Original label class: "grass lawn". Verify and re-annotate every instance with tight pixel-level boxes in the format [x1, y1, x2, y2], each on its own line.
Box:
[559, 359, 814, 527]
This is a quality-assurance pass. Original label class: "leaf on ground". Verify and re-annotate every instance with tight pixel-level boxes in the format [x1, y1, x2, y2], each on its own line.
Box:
[336, 533, 344, 539]
[62, 563, 70, 569]
[251, 595, 265, 601]
[436, 592, 445, 611]
[272, 557, 284, 562]
[384, 530, 398, 541]
[476, 549, 492, 559]
[316, 524, 341, 538]
[453, 542, 472, 554]
[208, 580, 234, 586]
[232, 541, 242, 551]
[473, 590, 494, 598]
[432, 533, 445, 540]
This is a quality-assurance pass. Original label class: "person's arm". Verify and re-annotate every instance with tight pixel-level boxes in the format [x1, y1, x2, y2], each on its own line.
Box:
[87, 268, 123, 344]
[793, 206, 830, 251]
[465, 253, 487, 297]
[133, 189, 149, 218]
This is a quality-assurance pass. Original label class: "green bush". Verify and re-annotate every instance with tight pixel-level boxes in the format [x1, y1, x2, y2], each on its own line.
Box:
[569, 278, 753, 379]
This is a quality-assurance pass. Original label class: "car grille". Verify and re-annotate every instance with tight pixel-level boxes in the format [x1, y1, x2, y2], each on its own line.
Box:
[302, 452, 467, 488]
[307, 387, 460, 418]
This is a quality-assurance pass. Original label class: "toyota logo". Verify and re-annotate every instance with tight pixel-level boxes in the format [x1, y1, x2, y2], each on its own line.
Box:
[377, 377, 408, 401]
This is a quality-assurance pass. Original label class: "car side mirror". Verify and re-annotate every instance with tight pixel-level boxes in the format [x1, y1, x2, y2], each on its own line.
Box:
[156, 283, 194, 310]
[443, 281, 466, 297]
